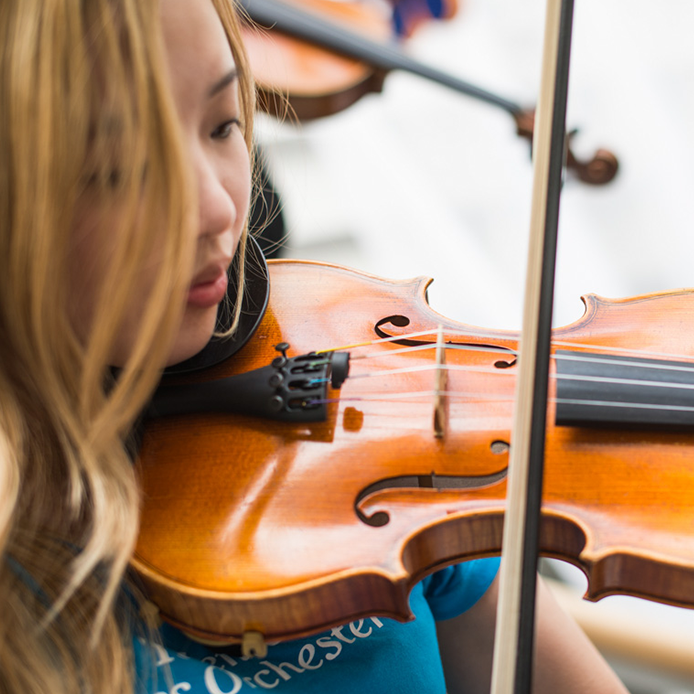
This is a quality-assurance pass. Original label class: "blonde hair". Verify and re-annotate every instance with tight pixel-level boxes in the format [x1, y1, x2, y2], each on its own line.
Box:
[0, 1, 254, 692]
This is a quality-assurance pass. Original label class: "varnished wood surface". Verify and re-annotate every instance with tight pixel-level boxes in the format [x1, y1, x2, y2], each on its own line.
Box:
[132, 260, 694, 643]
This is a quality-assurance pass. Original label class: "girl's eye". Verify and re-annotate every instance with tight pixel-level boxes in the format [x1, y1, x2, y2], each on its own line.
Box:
[211, 119, 240, 140]
[83, 164, 147, 190]
[84, 169, 122, 189]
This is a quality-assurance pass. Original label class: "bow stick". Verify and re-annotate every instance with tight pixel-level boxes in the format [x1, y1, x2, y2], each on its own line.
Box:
[490, 1, 574, 693]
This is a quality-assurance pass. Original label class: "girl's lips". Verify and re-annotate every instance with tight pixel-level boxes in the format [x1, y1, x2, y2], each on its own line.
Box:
[187, 269, 228, 308]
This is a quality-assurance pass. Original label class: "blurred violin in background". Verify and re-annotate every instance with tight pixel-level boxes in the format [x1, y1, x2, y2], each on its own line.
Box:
[238, 0, 618, 185]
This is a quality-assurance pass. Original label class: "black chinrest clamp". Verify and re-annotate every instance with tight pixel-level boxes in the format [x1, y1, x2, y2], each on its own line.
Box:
[146, 344, 350, 423]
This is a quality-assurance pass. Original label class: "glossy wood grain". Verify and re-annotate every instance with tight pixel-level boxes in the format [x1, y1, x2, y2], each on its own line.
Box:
[132, 260, 694, 643]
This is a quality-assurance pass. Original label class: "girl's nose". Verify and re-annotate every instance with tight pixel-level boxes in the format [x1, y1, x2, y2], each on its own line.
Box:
[197, 155, 234, 239]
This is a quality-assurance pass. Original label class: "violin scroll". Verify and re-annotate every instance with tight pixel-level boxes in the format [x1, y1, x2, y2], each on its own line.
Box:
[514, 108, 619, 185]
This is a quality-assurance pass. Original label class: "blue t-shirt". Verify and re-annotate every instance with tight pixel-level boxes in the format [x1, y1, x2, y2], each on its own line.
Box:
[134, 558, 499, 694]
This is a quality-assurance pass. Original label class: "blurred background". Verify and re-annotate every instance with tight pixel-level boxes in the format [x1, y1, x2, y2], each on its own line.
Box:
[248, 0, 694, 690]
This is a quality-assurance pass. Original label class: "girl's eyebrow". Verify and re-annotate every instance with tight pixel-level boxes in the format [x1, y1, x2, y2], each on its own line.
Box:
[208, 68, 238, 98]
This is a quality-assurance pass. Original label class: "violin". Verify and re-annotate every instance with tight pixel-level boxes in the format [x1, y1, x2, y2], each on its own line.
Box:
[240, 0, 392, 121]
[240, 0, 460, 117]
[132, 258, 694, 649]
[238, 0, 619, 185]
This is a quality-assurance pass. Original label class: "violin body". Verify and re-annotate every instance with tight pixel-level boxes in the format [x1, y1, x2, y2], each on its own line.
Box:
[240, 0, 618, 183]
[241, 0, 461, 120]
[132, 260, 694, 644]
[241, 0, 392, 120]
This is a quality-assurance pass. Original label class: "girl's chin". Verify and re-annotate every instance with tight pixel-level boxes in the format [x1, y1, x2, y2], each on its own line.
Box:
[165, 307, 219, 366]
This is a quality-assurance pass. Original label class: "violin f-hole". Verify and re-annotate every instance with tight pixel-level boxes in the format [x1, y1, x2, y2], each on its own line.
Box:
[355, 468, 508, 527]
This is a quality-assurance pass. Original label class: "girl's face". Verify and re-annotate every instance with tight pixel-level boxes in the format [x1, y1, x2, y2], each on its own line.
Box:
[159, 0, 251, 365]
[70, 0, 251, 366]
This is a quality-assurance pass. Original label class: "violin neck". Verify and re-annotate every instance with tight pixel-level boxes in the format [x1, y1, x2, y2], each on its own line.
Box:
[556, 350, 694, 430]
[238, 0, 519, 114]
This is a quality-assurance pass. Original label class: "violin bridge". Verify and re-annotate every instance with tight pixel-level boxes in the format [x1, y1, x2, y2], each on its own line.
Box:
[433, 324, 448, 438]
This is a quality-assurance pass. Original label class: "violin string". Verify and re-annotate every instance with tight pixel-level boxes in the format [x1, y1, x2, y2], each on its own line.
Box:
[310, 391, 516, 405]
[312, 391, 694, 415]
[341, 339, 694, 379]
[348, 342, 516, 361]
[551, 338, 694, 362]
[347, 362, 694, 391]
[555, 351, 694, 374]
[347, 362, 503, 379]
[347, 348, 694, 379]
[553, 398, 694, 414]
[315, 329, 473, 353]
[312, 390, 694, 417]
[311, 329, 694, 415]
[328, 363, 694, 417]
[347, 343, 690, 375]
[318, 327, 694, 367]
[314, 390, 465, 403]
[557, 372, 694, 391]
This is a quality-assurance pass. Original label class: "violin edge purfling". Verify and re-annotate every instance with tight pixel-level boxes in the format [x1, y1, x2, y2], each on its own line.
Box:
[133, 260, 694, 647]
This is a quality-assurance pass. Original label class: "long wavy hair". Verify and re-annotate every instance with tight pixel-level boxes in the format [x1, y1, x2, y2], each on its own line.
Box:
[0, 0, 255, 692]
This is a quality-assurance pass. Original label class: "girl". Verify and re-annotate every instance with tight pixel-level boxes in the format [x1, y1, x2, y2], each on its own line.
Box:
[0, 0, 629, 692]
